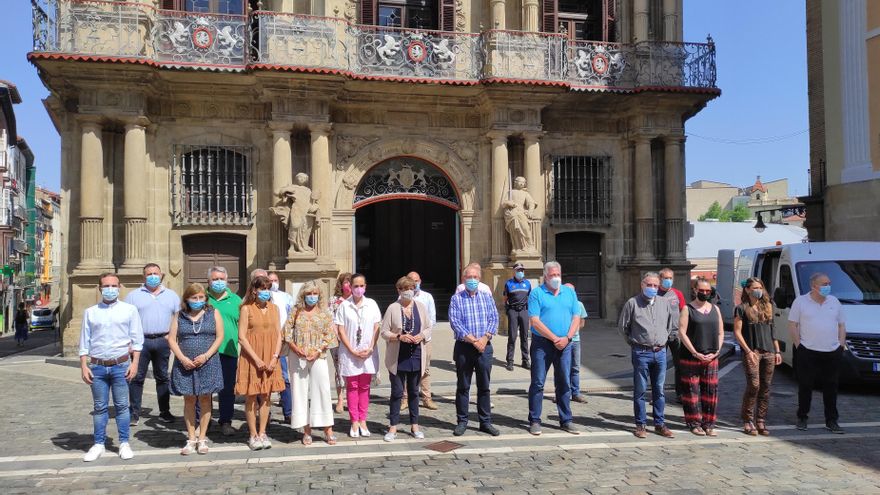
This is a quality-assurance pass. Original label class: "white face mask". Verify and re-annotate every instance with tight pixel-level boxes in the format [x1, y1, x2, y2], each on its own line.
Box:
[270, 282, 279, 292]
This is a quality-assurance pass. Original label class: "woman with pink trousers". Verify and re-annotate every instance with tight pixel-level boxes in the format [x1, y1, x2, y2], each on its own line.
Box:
[333, 273, 382, 437]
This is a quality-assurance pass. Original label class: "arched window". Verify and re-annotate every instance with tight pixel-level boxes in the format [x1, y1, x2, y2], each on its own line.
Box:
[171, 145, 253, 226]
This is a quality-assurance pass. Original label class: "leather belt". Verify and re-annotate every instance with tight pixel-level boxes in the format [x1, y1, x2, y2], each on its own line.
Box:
[633, 343, 666, 352]
[144, 333, 169, 339]
[90, 354, 130, 366]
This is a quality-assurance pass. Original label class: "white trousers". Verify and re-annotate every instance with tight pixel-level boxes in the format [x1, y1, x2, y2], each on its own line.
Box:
[290, 356, 334, 429]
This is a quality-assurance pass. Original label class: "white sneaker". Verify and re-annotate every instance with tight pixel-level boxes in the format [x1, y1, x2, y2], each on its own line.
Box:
[83, 444, 105, 462]
[118, 442, 134, 460]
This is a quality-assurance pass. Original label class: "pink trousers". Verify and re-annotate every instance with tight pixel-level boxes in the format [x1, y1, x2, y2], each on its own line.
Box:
[345, 373, 372, 422]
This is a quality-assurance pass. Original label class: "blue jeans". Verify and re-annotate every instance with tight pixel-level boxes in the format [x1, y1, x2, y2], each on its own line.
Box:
[279, 356, 292, 418]
[218, 353, 238, 424]
[632, 347, 667, 427]
[570, 340, 581, 397]
[128, 335, 171, 417]
[528, 335, 573, 425]
[90, 362, 131, 445]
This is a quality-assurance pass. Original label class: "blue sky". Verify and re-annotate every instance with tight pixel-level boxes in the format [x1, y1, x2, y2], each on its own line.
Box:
[1, 1, 809, 196]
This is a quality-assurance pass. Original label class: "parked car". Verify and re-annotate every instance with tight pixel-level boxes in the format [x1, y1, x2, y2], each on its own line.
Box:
[29, 307, 54, 330]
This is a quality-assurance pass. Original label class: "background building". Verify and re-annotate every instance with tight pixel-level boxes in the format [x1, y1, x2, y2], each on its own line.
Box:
[803, 0, 880, 240]
[687, 176, 800, 224]
[36, 187, 61, 307]
[29, 0, 719, 355]
[0, 81, 35, 333]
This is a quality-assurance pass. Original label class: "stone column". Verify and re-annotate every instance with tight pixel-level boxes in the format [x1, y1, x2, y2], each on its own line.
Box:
[664, 136, 685, 259]
[634, 0, 649, 42]
[79, 120, 105, 268]
[121, 121, 148, 269]
[309, 123, 332, 260]
[663, 0, 679, 41]
[522, 0, 539, 32]
[523, 132, 544, 219]
[632, 137, 654, 261]
[271, 123, 293, 266]
[489, 131, 509, 260]
[490, 0, 506, 29]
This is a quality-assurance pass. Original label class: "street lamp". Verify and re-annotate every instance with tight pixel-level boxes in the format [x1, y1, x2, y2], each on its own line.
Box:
[753, 212, 767, 233]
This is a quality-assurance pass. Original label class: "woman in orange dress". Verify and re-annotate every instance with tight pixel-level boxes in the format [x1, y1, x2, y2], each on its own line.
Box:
[235, 275, 285, 450]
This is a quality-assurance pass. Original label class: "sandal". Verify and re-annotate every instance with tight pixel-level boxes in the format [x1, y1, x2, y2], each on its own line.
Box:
[756, 422, 770, 436]
[335, 401, 345, 414]
[197, 439, 209, 454]
[704, 427, 717, 437]
[690, 426, 706, 436]
[180, 440, 197, 456]
[743, 422, 758, 436]
[326, 433, 337, 445]
[301, 434, 313, 446]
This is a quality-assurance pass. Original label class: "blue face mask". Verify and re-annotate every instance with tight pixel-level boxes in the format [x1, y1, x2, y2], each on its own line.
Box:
[515, 271, 525, 280]
[414, 283, 421, 292]
[101, 287, 119, 302]
[305, 294, 319, 306]
[145, 274, 161, 288]
[661, 279, 673, 290]
[465, 278, 479, 292]
[643, 287, 658, 299]
[257, 290, 272, 302]
[818, 285, 832, 297]
[209, 280, 227, 293]
[188, 300, 206, 310]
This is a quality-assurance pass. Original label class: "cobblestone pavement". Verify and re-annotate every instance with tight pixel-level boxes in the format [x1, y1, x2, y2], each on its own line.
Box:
[0, 337, 879, 494]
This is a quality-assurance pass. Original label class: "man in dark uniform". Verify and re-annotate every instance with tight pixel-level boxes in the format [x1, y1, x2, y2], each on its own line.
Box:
[503, 262, 532, 371]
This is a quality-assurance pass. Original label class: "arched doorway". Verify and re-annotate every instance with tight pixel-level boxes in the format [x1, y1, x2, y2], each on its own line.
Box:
[353, 157, 460, 318]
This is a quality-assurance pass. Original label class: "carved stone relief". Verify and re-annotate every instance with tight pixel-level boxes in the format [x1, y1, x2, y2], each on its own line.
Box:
[336, 135, 380, 170]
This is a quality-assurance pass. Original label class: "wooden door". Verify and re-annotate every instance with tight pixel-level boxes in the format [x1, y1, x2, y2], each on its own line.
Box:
[183, 234, 246, 297]
[555, 231, 603, 318]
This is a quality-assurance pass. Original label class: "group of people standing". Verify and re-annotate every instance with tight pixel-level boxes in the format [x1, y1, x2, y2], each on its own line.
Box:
[619, 268, 847, 440]
[76, 260, 848, 462]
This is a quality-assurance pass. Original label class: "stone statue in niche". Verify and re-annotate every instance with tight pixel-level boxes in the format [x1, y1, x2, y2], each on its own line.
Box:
[271, 173, 319, 253]
[502, 176, 539, 254]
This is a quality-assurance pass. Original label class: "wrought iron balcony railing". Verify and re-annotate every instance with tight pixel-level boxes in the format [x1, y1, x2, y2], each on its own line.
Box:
[31, 0, 718, 92]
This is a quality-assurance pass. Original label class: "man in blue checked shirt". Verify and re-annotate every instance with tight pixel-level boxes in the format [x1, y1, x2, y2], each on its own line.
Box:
[448, 264, 500, 437]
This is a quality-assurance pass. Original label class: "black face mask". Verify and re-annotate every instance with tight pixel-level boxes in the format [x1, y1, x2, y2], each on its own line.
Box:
[696, 292, 711, 302]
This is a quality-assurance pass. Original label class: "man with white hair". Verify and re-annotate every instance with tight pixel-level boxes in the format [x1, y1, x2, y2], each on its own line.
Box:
[789, 272, 846, 433]
[526, 261, 581, 436]
[448, 264, 499, 437]
[619, 271, 679, 439]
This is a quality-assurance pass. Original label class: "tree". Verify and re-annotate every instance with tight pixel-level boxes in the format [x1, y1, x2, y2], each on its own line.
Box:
[698, 201, 724, 221]
[698, 201, 751, 222]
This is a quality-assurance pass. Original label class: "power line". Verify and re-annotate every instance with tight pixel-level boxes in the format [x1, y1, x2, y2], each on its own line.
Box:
[686, 128, 809, 145]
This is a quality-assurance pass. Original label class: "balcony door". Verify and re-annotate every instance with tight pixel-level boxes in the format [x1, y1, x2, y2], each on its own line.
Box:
[363, 0, 456, 31]
[544, 0, 616, 41]
[160, 0, 246, 14]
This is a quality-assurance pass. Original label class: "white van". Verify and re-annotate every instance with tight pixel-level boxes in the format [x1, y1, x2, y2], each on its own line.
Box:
[718, 241, 880, 382]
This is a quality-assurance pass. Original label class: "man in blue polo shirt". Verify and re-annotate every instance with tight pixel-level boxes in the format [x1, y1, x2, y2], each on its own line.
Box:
[125, 263, 180, 425]
[503, 262, 532, 371]
[527, 261, 581, 436]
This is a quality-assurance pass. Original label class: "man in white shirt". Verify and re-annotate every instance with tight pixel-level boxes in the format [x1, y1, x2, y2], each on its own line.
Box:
[788, 272, 847, 433]
[406, 271, 438, 410]
[79, 273, 144, 462]
[268, 271, 294, 423]
[455, 262, 493, 295]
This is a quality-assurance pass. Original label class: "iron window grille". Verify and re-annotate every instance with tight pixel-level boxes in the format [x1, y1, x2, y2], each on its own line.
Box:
[171, 144, 253, 226]
[551, 155, 612, 225]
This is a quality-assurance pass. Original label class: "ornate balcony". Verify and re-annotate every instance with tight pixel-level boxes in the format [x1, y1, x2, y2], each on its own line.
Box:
[31, 0, 718, 92]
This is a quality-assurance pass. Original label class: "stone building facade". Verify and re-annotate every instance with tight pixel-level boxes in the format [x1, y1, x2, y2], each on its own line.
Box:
[803, 0, 880, 241]
[29, 0, 718, 355]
